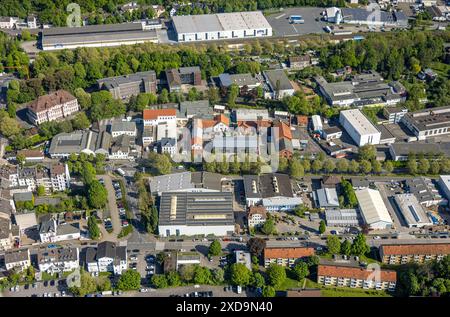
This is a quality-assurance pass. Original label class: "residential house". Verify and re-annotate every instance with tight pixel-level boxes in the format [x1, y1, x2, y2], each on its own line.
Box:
[165, 67, 202, 92]
[288, 55, 311, 69]
[39, 214, 80, 243]
[85, 241, 127, 275]
[263, 69, 295, 100]
[4, 248, 30, 272]
[247, 205, 267, 229]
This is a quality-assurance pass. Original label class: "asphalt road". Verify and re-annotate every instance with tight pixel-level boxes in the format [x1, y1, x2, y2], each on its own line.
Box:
[98, 174, 121, 240]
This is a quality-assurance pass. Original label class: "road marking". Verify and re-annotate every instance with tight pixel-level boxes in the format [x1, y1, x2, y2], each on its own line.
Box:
[292, 24, 298, 33]
[275, 14, 286, 19]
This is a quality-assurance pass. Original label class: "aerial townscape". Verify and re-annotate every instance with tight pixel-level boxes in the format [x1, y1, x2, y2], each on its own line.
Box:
[0, 0, 450, 302]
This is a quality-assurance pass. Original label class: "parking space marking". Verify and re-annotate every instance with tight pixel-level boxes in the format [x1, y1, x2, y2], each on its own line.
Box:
[275, 14, 285, 19]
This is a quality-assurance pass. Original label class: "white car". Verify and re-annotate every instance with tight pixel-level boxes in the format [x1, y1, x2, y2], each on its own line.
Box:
[373, 236, 381, 240]
[140, 288, 148, 293]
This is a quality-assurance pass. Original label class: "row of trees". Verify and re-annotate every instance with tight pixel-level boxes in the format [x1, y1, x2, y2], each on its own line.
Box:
[134, 172, 158, 234]
[406, 154, 450, 176]
[326, 234, 370, 257]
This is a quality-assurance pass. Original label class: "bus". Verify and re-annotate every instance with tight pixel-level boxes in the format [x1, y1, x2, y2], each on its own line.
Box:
[116, 168, 126, 176]
[289, 15, 305, 24]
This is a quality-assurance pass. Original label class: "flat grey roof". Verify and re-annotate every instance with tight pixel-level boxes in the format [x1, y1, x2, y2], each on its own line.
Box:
[403, 106, 450, 132]
[393, 193, 432, 227]
[159, 192, 234, 227]
[111, 120, 136, 133]
[340, 109, 380, 136]
[179, 100, 213, 119]
[243, 173, 294, 199]
[263, 69, 294, 91]
[173, 11, 271, 34]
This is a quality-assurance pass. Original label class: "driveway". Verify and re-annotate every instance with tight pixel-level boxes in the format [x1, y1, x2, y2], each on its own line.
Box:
[97, 174, 121, 240]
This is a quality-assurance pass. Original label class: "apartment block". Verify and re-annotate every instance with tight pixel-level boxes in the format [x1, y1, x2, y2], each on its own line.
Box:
[264, 247, 315, 268]
[379, 243, 450, 265]
[317, 263, 396, 291]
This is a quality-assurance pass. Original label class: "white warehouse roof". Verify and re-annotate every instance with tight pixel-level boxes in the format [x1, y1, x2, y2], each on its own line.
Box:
[340, 109, 379, 135]
[172, 11, 271, 34]
[355, 188, 393, 229]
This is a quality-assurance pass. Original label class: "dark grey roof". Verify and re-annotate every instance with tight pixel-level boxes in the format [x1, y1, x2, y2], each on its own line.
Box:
[243, 173, 294, 199]
[13, 192, 33, 202]
[98, 71, 156, 90]
[405, 177, 442, 204]
[342, 8, 397, 24]
[39, 214, 56, 234]
[97, 241, 126, 261]
[159, 192, 234, 227]
[160, 138, 176, 147]
[263, 69, 294, 91]
[85, 247, 97, 264]
[402, 106, 450, 132]
[4, 249, 29, 264]
[323, 126, 342, 135]
[37, 246, 79, 264]
[42, 25, 157, 47]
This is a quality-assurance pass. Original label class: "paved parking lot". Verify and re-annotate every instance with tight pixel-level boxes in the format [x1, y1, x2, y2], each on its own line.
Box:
[266, 7, 327, 37]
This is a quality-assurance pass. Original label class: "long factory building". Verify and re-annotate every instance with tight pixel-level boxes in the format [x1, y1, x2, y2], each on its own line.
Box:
[40, 22, 158, 51]
[172, 11, 272, 42]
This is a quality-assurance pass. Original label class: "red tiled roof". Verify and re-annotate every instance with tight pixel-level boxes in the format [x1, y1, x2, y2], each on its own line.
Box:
[248, 206, 267, 219]
[215, 114, 230, 126]
[318, 264, 397, 283]
[264, 247, 315, 260]
[143, 109, 176, 120]
[28, 90, 76, 113]
[276, 121, 292, 140]
[381, 243, 450, 256]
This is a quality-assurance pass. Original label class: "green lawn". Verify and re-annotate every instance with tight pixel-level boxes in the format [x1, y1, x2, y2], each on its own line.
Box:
[277, 277, 304, 291]
[430, 62, 450, 78]
[321, 287, 392, 297]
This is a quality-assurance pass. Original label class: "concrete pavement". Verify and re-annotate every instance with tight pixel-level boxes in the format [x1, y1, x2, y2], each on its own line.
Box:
[97, 174, 121, 240]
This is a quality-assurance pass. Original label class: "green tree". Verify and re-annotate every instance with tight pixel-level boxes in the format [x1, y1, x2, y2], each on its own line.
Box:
[359, 160, 372, 174]
[418, 158, 430, 174]
[208, 240, 222, 257]
[151, 274, 168, 288]
[179, 265, 196, 283]
[212, 268, 224, 284]
[372, 160, 382, 174]
[0, 115, 20, 137]
[16, 153, 25, 166]
[166, 271, 181, 287]
[312, 159, 323, 173]
[71, 112, 91, 130]
[358, 144, 376, 161]
[336, 159, 349, 173]
[88, 215, 100, 240]
[262, 285, 275, 297]
[36, 185, 46, 197]
[247, 237, 266, 257]
[407, 157, 418, 175]
[323, 159, 336, 174]
[230, 263, 251, 286]
[227, 84, 239, 107]
[383, 161, 394, 173]
[326, 235, 341, 254]
[340, 239, 352, 256]
[292, 262, 309, 281]
[117, 270, 141, 291]
[88, 180, 107, 209]
[193, 266, 212, 285]
[261, 218, 275, 235]
[69, 270, 97, 297]
[319, 220, 326, 234]
[81, 161, 96, 185]
[351, 234, 370, 256]
[251, 272, 265, 288]
[289, 159, 304, 179]
[349, 160, 359, 174]
[266, 264, 286, 289]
